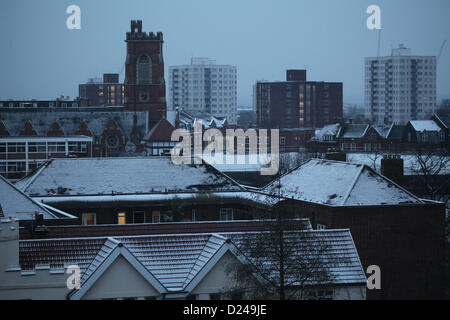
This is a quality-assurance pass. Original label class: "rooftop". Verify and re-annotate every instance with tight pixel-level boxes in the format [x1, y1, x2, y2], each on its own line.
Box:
[260, 159, 423, 206]
[19, 229, 366, 293]
[409, 120, 442, 132]
[0, 174, 74, 220]
[17, 157, 243, 197]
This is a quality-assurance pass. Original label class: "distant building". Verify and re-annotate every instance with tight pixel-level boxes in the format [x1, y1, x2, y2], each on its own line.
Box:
[0, 98, 88, 109]
[169, 58, 238, 124]
[307, 116, 448, 153]
[143, 118, 177, 156]
[364, 44, 437, 125]
[255, 70, 343, 129]
[0, 107, 148, 179]
[78, 73, 124, 106]
[124, 20, 166, 129]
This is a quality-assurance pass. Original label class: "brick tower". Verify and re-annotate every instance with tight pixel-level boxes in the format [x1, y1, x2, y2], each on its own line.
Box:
[124, 20, 166, 129]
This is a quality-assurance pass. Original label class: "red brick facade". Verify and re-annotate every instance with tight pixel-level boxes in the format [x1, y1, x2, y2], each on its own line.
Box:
[124, 20, 166, 129]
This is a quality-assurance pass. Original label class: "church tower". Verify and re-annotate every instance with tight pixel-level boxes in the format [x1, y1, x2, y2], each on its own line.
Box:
[124, 20, 166, 129]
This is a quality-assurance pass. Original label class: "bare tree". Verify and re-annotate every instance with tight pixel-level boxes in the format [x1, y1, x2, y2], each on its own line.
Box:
[366, 149, 383, 172]
[222, 193, 345, 300]
[409, 149, 450, 205]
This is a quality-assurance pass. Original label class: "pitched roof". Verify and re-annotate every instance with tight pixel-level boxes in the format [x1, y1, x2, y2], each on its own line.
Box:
[387, 125, 405, 139]
[0, 174, 72, 220]
[179, 110, 228, 129]
[260, 159, 423, 206]
[409, 120, 442, 132]
[434, 114, 450, 129]
[226, 230, 367, 285]
[18, 157, 243, 197]
[143, 118, 175, 141]
[19, 229, 366, 297]
[373, 125, 391, 138]
[339, 124, 369, 139]
[0, 110, 147, 138]
[312, 123, 341, 142]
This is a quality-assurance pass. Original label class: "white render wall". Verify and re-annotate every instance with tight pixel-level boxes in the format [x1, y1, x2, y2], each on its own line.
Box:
[364, 45, 437, 125]
[169, 58, 238, 124]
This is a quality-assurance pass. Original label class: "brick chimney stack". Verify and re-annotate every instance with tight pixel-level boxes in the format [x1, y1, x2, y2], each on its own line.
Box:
[381, 154, 404, 186]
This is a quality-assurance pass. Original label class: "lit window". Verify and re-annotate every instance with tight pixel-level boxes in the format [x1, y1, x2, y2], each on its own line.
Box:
[118, 212, 126, 225]
[82, 213, 96, 225]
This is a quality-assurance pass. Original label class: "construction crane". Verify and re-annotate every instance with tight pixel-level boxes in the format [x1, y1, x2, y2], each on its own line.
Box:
[437, 40, 447, 64]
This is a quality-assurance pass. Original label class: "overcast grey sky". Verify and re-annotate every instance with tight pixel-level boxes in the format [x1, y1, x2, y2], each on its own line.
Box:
[0, 0, 449, 107]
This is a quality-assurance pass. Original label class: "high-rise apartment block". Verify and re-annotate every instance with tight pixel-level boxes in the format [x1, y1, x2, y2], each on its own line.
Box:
[169, 58, 237, 124]
[365, 44, 437, 125]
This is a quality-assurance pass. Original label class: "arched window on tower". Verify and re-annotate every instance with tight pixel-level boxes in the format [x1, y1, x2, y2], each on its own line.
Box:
[137, 54, 152, 84]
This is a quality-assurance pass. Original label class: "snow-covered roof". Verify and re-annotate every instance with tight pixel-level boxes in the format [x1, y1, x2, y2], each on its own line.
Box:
[261, 159, 423, 206]
[346, 153, 450, 175]
[19, 229, 366, 295]
[409, 120, 442, 132]
[312, 123, 341, 142]
[373, 125, 391, 138]
[0, 174, 72, 220]
[18, 157, 243, 197]
[179, 110, 228, 129]
[339, 124, 369, 139]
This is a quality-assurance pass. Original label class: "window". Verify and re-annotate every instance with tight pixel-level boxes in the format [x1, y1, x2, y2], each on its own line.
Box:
[0, 143, 5, 153]
[7, 143, 25, 153]
[48, 142, 65, 153]
[106, 135, 119, 149]
[137, 54, 152, 84]
[133, 211, 145, 224]
[28, 143, 46, 153]
[82, 213, 96, 225]
[192, 209, 196, 221]
[317, 224, 326, 230]
[280, 137, 286, 145]
[220, 208, 234, 221]
[118, 212, 126, 225]
[152, 211, 160, 223]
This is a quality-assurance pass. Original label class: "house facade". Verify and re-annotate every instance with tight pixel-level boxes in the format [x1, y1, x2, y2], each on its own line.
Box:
[0, 218, 366, 300]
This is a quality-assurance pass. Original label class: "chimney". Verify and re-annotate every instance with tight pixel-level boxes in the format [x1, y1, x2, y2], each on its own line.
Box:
[381, 155, 404, 186]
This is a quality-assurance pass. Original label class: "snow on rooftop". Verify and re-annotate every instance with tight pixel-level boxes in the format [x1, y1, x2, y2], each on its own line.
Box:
[0, 175, 59, 220]
[20, 230, 366, 291]
[261, 159, 422, 206]
[19, 157, 242, 197]
[409, 120, 442, 132]
[346, 153, 450, 175]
